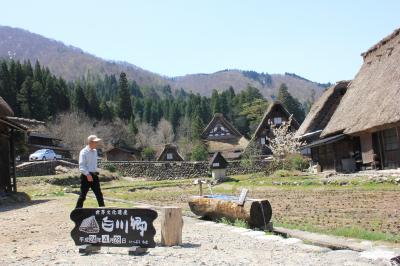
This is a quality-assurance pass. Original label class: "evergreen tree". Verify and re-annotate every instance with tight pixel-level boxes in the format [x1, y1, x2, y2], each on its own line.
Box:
[73, 85, 88, 113]
[45, 75, 58, 116]
[33, 60, 43, 84]
[143, 99, 152, 124]
[190, 142, 208, 161]
[116, 72, 133, 120]
[211, 90, 221, 114]
[277, 83, 306, 123]
[100, 99, 113, 121]
[31, 81, 48, 120]
[0, 61, 16, 111]
[17, 76, 33, 118]
[169, 103, 180, 130]
[132, 97, 144, 121]
[191, 115, 204, 140]
[18, 78, 47, 120]
[86, 87, 101, 120]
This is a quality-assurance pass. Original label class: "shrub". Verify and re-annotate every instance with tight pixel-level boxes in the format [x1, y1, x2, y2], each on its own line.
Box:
[191, 143, 208, 161]
[142, 147, 156, 161]
[286, 154, 310, 171]
[266, 153, 310, 174]
[103, 163, 117, 173]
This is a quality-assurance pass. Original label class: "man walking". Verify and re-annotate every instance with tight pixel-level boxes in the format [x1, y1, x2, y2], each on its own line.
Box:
[75, 135, 105, 208]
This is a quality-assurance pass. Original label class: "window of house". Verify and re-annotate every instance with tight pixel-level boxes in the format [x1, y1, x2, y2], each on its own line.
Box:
[260, 137, 266, 145]
[167, 153, 173, 160]
[273, 117, 282, 125]
[383, 128, 399, 151]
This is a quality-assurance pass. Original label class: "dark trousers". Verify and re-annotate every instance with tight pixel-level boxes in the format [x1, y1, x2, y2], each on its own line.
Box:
[75, 173, 105, 208]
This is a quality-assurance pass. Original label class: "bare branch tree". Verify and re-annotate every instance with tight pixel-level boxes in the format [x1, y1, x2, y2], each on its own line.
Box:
[156, 118, 174, 144]
[47, 112, 135, 158]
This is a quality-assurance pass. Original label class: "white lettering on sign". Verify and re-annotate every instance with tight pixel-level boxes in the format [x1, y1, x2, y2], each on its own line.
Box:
[102, 216, 114, 232]
[130, 217, 148, 237]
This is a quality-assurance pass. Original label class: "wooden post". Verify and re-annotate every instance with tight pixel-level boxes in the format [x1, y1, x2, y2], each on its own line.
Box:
[160, 207, 183, 246]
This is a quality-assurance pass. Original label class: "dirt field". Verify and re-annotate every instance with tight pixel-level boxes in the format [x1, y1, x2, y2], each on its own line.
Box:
[0, 196, 397, 265]
[16, 172, 400, 243]
[256, 188, 400, 237]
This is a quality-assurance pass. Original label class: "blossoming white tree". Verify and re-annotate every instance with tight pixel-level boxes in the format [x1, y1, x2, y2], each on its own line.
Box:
[266, 115, 304, 160]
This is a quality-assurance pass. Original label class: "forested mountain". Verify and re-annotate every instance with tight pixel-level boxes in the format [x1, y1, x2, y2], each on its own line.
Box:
[0, 26, 330, 103]
[0, 59, 305, 137]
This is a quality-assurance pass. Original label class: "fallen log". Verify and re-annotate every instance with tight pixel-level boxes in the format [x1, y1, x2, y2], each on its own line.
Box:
[188, 195, 272, 228]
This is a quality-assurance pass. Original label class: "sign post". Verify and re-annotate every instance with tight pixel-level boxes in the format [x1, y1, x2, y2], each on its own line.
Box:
[70, 208, 157, 255]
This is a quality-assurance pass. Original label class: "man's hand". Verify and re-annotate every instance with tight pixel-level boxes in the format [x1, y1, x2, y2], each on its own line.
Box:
[86, 175, 93, 182]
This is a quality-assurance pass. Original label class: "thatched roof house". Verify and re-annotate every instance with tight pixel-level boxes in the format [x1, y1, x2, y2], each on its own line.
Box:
[105, 146, 142, 161]
[296, 81, 361, 171]
[322, 28, 400, 137]
[248, 101, 299, 157]
[0, 97, 14, 117]
[296, 81, 350, 140]
[156, 144, 184, 162]
[202, 113, 249, 160]
[300, 28, 400, 171]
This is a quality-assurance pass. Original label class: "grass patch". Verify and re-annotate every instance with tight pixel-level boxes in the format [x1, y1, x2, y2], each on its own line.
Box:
[218, 217, 249, 228]
[275, 221, 400, 243]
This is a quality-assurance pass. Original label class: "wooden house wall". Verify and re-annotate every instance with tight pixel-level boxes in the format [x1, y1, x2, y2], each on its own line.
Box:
[0, 122, 15, 193]
[0, 133, 11, 192]
[372, 126, 400, 169]
[311, 137, 359, 172]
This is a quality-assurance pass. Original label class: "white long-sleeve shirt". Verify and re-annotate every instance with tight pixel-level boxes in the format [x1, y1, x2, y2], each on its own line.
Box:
[79, 146, 98, 176]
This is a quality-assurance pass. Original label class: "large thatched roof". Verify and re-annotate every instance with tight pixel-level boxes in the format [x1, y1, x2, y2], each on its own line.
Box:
[322, 28, 400, 137]
[296, 81, 350, 138]
[156, 143, 184, 161]
[0, 96, 14, 117]
[202, 113, 242, 139]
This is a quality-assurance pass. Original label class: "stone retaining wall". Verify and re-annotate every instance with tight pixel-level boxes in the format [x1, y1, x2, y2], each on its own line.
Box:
[16, 160, 78, 177]
[16, 159, 269, 179]
[99, 160, 268, 180]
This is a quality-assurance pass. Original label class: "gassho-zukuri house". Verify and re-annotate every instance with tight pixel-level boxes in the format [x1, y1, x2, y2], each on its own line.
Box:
[249, 101, 299, 157]
[202, 113, 249, 160]
[297, 28, 400, 172]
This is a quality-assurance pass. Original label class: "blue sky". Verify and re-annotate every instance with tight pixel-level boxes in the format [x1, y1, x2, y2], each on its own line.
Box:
[1, 0, 399, 83]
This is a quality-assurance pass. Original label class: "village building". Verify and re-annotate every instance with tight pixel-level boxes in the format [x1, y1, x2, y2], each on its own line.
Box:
[0, 97, 27, 193]
[209, 152, 228, 180]
[6, 117, 71, 160]
[201, 113, 249, 160]
[248, 101, 299, 157]
[298, 28, 400, 171]
[156, 144, 184, 161]
[105, 146, 142, 161]
[295, 81, 362, 172]
[27, 132, 71, 159]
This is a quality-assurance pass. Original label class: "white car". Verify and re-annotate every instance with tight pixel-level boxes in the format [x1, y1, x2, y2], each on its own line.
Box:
[29, 149, 57, 161]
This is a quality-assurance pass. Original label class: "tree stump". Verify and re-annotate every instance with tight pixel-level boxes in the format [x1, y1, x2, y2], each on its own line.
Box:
[160, 206, 183, 246]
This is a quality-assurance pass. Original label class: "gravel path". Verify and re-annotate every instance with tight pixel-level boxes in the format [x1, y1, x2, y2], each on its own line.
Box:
[0, 197, 396, 265]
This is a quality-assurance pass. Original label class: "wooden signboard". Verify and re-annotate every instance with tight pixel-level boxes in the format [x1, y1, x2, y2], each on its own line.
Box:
[70, 208, 157, 248]
[236, 188, 249, 206]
